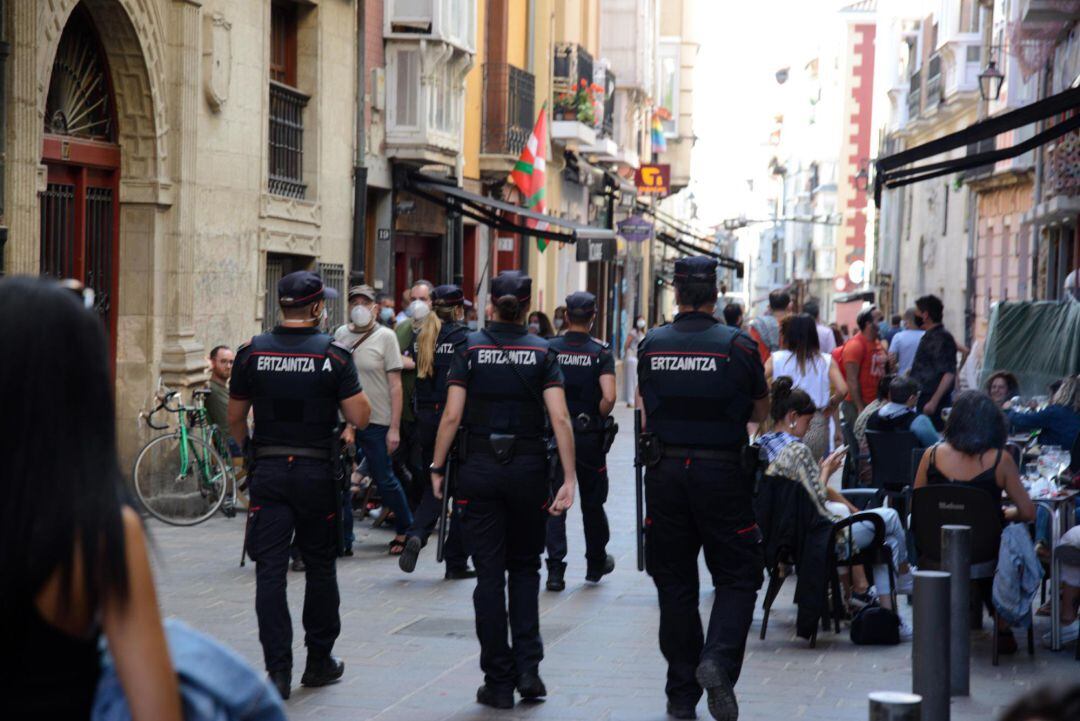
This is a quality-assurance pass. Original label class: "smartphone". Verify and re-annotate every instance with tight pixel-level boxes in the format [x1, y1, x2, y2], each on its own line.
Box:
[834, 444, 849, 455]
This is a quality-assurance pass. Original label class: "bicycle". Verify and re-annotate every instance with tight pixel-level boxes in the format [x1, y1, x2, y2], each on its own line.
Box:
[132, 383, 239, 525]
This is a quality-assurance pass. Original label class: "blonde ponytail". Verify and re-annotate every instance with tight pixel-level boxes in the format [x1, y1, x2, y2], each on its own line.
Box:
[417, 305, 458, 379]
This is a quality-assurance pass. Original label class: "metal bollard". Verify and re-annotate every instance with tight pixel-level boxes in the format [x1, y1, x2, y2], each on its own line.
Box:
[912, 570, 951, 721]
[869, 691, 922, 721]
[941, 525, 971, 697]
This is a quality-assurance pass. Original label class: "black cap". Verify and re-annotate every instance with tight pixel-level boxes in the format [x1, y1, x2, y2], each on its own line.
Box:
[278, 271, 327, 307]
[432, 284, 465, 307]
[565, 291, 597, 315]
[490, 271, 532, 301]
[673, 256, 717, 284]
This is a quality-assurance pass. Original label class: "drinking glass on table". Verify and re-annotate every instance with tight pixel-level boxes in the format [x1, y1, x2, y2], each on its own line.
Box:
[941, 407, 952, 422]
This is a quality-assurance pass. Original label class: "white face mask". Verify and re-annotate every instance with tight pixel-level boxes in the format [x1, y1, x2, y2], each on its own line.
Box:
[554, 318, 564, 330]
[410, 300, 430, 321]
[350, 304, 373, 328]
[636, 320, 646, 330]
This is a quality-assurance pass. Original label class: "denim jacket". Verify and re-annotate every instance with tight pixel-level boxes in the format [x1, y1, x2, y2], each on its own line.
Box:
[992, 523, 1044, 627]
[92, 619, 286, 721]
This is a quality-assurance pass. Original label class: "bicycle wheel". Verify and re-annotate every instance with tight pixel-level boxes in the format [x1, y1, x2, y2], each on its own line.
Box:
[132, 433, 229, 525]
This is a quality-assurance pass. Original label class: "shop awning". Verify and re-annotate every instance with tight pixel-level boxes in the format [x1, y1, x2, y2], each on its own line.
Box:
[655, 231, 744, 275]
[407, 173, 615, 245]
[640, 201, 744, 274]
[874, 85, 1080, 205]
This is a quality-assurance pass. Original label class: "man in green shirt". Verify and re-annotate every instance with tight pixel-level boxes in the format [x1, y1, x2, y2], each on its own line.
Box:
[395, 280, 433, 505]
[205, 344, 235, 441]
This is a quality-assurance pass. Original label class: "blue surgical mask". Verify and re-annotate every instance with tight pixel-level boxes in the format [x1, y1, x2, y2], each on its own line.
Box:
[379, 307, 393, 322]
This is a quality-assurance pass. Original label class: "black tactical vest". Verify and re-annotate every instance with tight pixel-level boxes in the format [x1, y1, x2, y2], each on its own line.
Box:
[637, 315, 752, 449]
[461, 323, 553, 437]
[548, 332, 606, 418]
[242, 329, 348, 449]
[413, 321, 469, 410]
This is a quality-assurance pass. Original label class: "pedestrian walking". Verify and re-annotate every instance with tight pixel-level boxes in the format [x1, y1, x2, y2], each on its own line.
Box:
[428, 271, 577, 709]
[722, 303, 743, 329]
[397, 283, 475, 579]
[395, 280, 434, 505]
[909, 294, 958, 429]
[802, 299, 835, 355]
[334, 284, 414, 555]
[544, 291, 618, 591]
[624, 315, 646, 407]
[228, 271, 372, 700]
[839, 307, 887, 426]
[636, 256, 770, 721]
[748, 289, 791, 362]
[0, 277, 182, 720]
[887, 308, 925, 375]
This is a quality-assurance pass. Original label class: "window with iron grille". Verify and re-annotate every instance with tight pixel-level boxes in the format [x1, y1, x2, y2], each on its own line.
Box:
[317, 261, 346, 330]
[481, 63, 535, 156]
[268, 2, 307, 199]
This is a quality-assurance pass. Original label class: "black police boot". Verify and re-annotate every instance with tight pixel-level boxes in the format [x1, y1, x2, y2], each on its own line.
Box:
[268, 669, 291, 700]
[444, 566, 478, 580]
[398, 536, 421, 573]
[476, 684, 515, 709]
[300, 654, 345, 688]
[516, 671, 547, 701]
[545, 559, 566, 592]
[666, 701, 698, 719]
[585, 554, 616, 583]
[695, 659, 738, 721]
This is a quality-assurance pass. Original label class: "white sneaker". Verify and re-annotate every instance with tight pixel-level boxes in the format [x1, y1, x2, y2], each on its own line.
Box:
[1041, 621, 1079, 649]
[894, 572, 914, 596]
[898, 619, 913, 641]
[850, 586, 879, 611]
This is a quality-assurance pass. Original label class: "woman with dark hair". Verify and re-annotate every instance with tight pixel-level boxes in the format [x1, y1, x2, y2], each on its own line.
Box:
[428, 271, 577, 708]
[985, 370, 1020, 408]
[764, 313, 847, 458]
[552, 305, 567, 334]
[527, 310, 555, 339]
[0, 277, 181, 719]
[759, 378, 912, 618]
[914, 390, 1035, 652]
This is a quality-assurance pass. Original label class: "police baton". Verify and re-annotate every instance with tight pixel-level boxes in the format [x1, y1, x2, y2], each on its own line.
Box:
[435, 457, 452, 563]
[634, 409, 645, 572]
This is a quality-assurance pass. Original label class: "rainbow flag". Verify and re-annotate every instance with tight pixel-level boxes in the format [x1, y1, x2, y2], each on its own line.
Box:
[511, 103, 550, 251]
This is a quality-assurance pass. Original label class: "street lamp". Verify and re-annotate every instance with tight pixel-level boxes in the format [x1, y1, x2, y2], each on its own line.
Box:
[978, 58, 1004, 102]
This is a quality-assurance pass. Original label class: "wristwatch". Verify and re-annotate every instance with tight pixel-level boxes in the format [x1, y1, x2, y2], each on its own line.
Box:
[429, 463, 447, 475]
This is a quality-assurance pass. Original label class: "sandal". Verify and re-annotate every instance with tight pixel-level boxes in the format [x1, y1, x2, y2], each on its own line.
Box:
[388, 538, 407, 555]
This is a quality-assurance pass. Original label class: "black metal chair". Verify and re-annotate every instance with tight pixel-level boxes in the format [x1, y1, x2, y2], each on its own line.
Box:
[841, 420, 870, 488]
[827, 510, 898, 633]
[865, 430, 921, 520]
[910, 484, 1033, 665]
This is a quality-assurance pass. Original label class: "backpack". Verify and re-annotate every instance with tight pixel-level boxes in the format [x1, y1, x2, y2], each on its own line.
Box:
[850, 605, 901, 645]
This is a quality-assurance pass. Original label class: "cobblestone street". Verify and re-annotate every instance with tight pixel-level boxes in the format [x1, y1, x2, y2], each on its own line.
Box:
[150, 406, 1076, 721]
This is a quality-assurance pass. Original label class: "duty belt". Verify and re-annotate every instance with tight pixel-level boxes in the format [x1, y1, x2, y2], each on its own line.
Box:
[572, 413, 605, 432]
[255, 446, 332, 460]
[660, 445, 742, 462]
[468, 433, 548, 455]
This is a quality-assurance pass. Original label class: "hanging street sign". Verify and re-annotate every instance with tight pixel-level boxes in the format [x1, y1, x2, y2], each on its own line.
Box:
[617, 214, 654, 242]
[634, 164, 671, 195]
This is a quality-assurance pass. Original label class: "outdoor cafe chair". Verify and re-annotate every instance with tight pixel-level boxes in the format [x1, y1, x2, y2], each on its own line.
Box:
[865, 430, 921, 521]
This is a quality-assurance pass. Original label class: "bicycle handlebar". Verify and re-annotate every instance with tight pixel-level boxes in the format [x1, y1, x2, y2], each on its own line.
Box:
[144, 391, 181, 431]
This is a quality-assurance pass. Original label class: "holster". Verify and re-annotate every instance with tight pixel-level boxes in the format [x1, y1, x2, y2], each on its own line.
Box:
[742, 443, 765, 496]
[601, 416, 619, 455]
[637, 432, 662, 467]
[489, 433, 517, 465]
[242, 438, 256, 490]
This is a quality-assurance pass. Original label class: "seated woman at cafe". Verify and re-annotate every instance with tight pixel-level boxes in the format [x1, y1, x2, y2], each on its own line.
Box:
[865, 375, 940, 447]
[985, 370, 1020, 409]
[1006, 375, 1080, 451]
[914, 390, 1035, 651]
[761, 377, 914, 620]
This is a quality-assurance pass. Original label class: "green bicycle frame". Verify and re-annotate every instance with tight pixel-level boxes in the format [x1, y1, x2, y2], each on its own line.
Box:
[176, 406, 219, 485]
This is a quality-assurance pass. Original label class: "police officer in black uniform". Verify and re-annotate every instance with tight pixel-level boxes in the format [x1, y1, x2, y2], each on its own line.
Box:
[428, 271, 578, 709]
[228, 271, 372, 701]
[636, 257, 769, 721]
[397, 283, 474, 578]
[544, 291, 617, 591]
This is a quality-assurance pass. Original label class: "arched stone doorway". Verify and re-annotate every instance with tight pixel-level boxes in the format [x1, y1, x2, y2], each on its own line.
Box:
[40, 5, 121, 363]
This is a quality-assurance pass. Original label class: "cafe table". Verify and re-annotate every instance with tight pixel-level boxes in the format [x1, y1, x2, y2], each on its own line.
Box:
[1032, 488, 1079, 651]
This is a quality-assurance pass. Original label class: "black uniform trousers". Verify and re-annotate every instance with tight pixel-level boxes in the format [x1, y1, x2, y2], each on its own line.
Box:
[457, 450, 549, 690]
[405, 408, 468, 570]
[247, 457, 341, 673]
[545, 431, 610, 570]
[644, 456, 764, 706]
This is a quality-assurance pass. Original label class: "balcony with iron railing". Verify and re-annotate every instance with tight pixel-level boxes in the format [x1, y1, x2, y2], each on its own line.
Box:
[268, 81, 309, 199]
[554, 43, 594, 97]
[480, 63, 535, 173]
[599, 67, 615, 138]
[552, 43, 600, 147]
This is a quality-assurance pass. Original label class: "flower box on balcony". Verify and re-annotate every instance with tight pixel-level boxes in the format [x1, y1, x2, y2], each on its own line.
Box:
[551, 120, 597, 148]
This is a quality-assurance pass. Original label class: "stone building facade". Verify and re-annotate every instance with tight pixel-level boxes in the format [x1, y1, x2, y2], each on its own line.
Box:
[1, 0, 361, 464]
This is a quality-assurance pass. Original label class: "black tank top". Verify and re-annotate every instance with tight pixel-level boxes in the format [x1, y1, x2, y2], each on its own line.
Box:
[6, 599, 101, 717]
[926, 445, 1003, 499]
